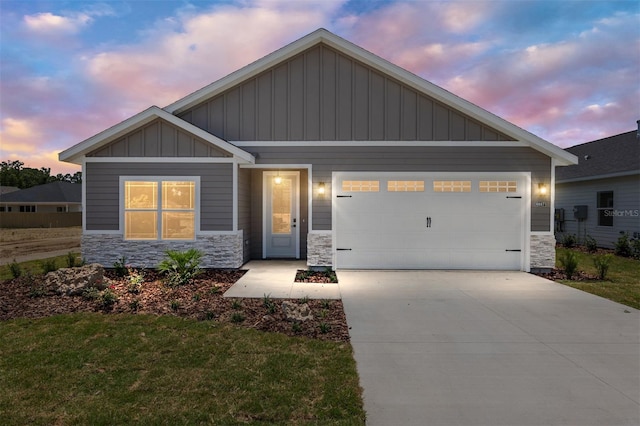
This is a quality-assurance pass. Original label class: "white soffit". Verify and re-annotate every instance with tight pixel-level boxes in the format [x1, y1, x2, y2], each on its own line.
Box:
[164, 28, 577, 166]
[58, 106, 255, 165]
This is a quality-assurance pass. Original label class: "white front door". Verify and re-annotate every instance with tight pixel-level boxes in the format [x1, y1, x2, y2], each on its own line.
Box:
[264, 171, 300, 258]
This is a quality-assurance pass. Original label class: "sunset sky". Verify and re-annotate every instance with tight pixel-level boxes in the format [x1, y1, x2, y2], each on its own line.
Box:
[1, 0, 638, 174]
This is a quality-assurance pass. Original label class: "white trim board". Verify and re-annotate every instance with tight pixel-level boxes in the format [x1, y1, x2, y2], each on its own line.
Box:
[232, 141, 528, 148]
[59, 106, 255, 165]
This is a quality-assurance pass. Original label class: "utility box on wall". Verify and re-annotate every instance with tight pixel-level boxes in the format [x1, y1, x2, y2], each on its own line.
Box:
[573, 205, 588, 220]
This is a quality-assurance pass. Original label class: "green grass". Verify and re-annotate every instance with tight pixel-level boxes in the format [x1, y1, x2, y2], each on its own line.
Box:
[556, 247, 640, 309]
[0, 253, 80, 281]
[0, 313, 365, 425]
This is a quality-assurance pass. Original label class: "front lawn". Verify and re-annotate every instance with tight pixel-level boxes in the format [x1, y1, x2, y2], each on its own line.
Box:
[555, 247, 640, 309]
[0, 314, 365, 425]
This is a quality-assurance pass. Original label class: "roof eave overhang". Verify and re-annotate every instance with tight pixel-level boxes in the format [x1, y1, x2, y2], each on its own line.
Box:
[58, 106, 255, 165]
[556, 169, 640, 184]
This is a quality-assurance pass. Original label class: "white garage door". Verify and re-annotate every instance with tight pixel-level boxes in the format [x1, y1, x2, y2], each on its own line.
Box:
[334, 172, 528, 270]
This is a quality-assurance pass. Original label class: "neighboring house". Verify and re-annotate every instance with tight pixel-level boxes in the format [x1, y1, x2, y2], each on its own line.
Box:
[59, 28, 577, 272]
[0, 181, 82, 213]
[555, 123, 640, 248]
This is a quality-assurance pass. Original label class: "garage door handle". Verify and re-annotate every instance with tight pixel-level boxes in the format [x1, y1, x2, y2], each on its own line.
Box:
[505, 249, 521, 252]
[337, 195, 352, 198]
[337, 248, 352, 251]
[506, 196, 522, 199]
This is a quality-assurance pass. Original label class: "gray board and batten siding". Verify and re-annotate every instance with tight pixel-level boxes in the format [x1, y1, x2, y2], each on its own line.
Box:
[88, 118, 231, 158]
[242, 145, 552, 232]
[177, 44, 515, 142]
[84, 162, 233, 232]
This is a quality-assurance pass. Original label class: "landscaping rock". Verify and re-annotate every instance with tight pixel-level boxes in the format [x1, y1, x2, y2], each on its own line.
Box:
[46, 263, 107, 296]
[282, 301, 313, 322]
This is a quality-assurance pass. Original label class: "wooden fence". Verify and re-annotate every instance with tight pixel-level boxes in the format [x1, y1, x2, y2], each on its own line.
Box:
[0, 212, 82, 228]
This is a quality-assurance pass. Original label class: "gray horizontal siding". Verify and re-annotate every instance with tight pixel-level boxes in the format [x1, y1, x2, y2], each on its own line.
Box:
[243, 146, 551, 232]
[85, 162, 233, 231]
[178, 44, 514, 142]
[88, 119, 231, 158]
[238, 168, 251, 263]
[555, 175, 640, 248]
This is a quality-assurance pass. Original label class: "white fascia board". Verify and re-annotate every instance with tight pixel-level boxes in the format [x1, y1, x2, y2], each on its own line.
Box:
[232, 140, 527, 148]
[58, 106, 255, 165]
[163, 28, 577, 165]
[556, 170, 640, 184]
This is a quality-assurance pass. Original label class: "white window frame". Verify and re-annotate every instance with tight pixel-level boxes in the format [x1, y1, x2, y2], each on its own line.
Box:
[119, 176, 200, 241]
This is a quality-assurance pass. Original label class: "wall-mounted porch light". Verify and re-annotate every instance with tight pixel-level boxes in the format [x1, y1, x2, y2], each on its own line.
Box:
[538, 183, 548, 195]
[318, 182, 325, 195]
[274, 171, 282, 185]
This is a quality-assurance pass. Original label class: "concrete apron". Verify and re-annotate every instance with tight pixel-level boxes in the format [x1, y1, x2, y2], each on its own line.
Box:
[338, 270, 640, 426]
[223, 260, 341, 299]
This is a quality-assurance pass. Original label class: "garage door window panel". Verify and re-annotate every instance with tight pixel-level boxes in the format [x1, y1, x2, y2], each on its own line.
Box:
[342, 180, 379, 192]
[433, 181, 471, 192]
[479, 181, 517, 193]
[388, 181, 425, 192]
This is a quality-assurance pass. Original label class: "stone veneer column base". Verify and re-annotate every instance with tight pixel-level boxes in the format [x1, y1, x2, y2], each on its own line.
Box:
[307, 231, 333, 268]
[82, 231, 244, 269]
[530, 233, 556, 272]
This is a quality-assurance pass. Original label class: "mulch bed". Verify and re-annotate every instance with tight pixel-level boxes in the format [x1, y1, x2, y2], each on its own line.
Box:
[533, 268, 598, 281]
[0, 269, 350, 342]
[295, 269, 338, 283]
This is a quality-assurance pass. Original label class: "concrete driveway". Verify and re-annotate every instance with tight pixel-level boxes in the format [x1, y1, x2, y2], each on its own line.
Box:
[338, 270, 640, 426]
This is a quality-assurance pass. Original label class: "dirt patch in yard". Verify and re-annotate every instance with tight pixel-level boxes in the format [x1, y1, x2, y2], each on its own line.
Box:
[0, 268, 350, 342]
[0, 227, 81, 265]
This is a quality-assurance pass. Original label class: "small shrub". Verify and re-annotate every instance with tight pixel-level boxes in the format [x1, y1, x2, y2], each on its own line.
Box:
[82, 287, 101, 301]
[66, 251, 78, 268]
[593, 254, 613, 280]
[319, 322, 331, 334]
[298, 295, 310, 304]
[170, 300, 181, 311]
[561, 233, 577, 248]
[204, 311, 215, 320]
[292, 321, 302, 333]
[99, 288, 119, 309]
[321, 299, 331, 309]
[631, 237, 640, 260]
[231, 312, 245, 323]
[113, 256, 128, 277]
[157, 249, 203, 286]
[231, 299, 242, 310]
[39, 258, 58, 274]
[319, 309, 328, 319]
[559, 250, 579, 280]
[192, 293, 201, 302]
[8, 260, 22, 279]
[126, 268, 145, 294]
[614, 233, 633, 257]
[209, 286, 221, 295]
[25, 273, 46, 298]
[584, 235, 598, 253]
[263, 293, 277, 314]
[129, 299, 141, 311]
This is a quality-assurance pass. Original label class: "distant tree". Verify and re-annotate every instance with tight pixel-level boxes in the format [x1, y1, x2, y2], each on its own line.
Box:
[0, 160, 81, 188]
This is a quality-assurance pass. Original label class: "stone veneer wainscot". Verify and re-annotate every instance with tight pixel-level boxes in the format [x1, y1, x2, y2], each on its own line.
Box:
[307, 231, 333, 268]
[530, 233, 556, 272]
[82, 232, 244, 269]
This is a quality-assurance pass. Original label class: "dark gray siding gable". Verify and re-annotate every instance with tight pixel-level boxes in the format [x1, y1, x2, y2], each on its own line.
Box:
[178, 44, 514, 142]
[88, 119, 231, 158]
[85, 162, 233, 231]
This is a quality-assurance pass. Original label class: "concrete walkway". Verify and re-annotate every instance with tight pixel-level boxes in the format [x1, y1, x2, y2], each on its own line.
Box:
[338, 270, 640, 426]
[223, 260, 341, 299]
